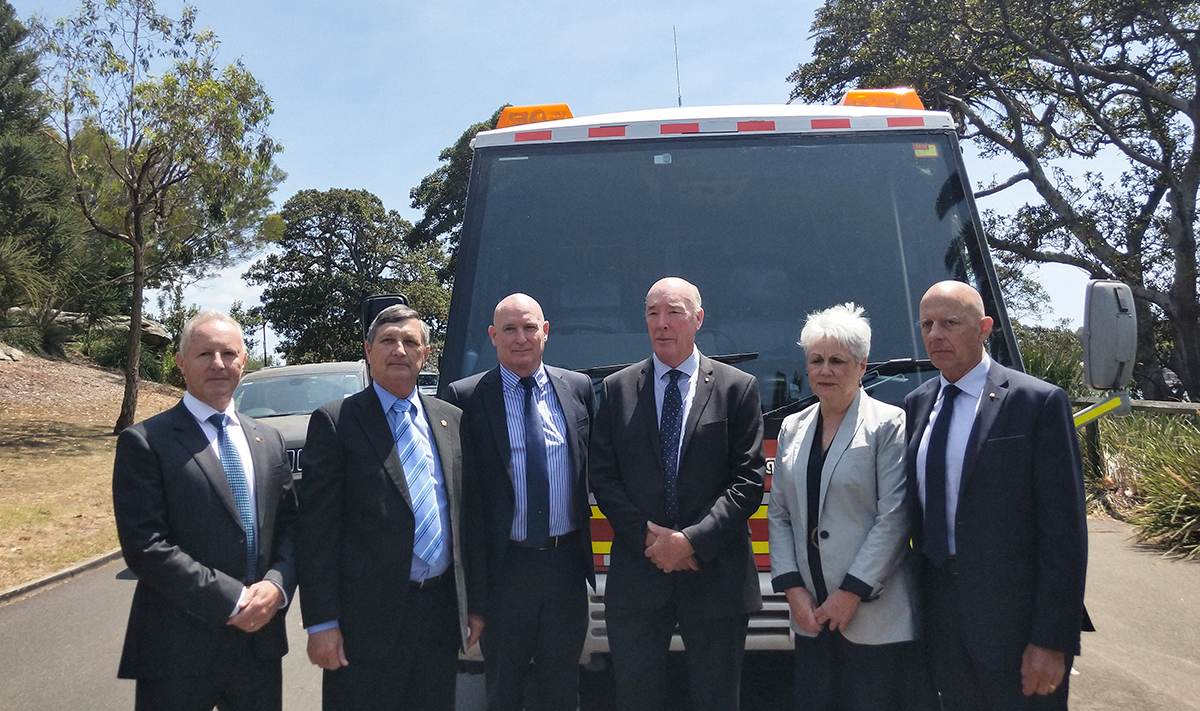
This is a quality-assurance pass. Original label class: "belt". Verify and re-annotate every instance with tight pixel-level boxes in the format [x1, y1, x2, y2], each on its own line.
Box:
[510, 530, 578, 551]
[409, 571, 448, 591]
[938, 557, 959, 576]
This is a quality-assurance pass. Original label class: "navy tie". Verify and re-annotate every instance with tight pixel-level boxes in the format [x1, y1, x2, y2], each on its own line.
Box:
[661, 369, 685, 527]
[208, 413, 257, 581]
[923, 384, 961, 567]
[520, 376, 550, 548]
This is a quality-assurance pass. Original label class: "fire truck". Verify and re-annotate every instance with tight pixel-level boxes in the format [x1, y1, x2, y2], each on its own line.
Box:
[436, 89, 1133, 667]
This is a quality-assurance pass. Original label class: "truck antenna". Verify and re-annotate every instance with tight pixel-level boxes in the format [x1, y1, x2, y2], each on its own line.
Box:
[673, 25, 682, 107]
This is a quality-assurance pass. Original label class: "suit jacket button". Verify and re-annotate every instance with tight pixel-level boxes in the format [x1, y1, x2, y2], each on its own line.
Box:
[819, 530, 829, 540]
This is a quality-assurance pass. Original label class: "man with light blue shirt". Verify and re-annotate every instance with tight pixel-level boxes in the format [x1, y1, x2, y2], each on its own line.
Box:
[444, 293, 596, 711]
[296, 304, 483, 711]
[906, 280, 1087, 711]
[113, 311, 296, 711]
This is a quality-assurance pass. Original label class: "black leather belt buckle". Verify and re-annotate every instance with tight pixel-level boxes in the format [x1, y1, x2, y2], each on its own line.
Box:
[511, 530, 577, 551]
[941, 557, 959, 576]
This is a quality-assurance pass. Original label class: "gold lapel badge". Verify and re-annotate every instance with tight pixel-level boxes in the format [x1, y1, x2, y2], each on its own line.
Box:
[441, 419, 448, 427]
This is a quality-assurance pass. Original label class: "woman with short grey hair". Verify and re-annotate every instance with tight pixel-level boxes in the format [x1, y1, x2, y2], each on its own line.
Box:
[768, 302, 920, 710]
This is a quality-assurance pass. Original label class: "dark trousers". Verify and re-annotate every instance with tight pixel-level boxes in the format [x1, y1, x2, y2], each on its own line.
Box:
[606, 603, 748, 711]
[792, 631, 919, 711]
[134, 630, 282, 711]
[924, 562, 1072, 711]
[482, 537, 589, 711]
[322, 577, 461, 711]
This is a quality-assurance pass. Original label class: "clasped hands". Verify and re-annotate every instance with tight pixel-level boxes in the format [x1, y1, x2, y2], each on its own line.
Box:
[784, 586, 860, 635]
[228, 581, 283, 633]
[644, 521, 699, 572]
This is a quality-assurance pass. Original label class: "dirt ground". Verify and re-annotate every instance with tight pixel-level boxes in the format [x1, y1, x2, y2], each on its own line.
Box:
[0, 355, 182, 591]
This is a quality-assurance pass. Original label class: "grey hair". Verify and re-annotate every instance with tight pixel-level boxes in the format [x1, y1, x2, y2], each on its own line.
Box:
[178, 310, 244, 355]
[366, 304, 430, 347]
[799, 302, 871, 361]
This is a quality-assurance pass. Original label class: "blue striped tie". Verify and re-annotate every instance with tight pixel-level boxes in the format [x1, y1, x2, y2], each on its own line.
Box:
[391, 398, 444, 565]
[208, 413, 257, 581]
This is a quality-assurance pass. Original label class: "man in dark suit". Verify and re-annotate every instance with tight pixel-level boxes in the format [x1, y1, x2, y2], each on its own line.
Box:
[444, 293, 596, 711]
[590, 277, 766, 711]
[906, 280, 1088, 711]
[296, 304, 484, 711]
[113, 311, 296, 711]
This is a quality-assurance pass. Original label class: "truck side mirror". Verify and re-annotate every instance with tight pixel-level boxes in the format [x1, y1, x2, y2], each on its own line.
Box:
[361, 294, 410, 342]
[1082, 280, 1136, 390]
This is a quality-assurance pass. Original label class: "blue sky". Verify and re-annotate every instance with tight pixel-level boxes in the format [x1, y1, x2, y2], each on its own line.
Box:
[23, 0, 1087, 344]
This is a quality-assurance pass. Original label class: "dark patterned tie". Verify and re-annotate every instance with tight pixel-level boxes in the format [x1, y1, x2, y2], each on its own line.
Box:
[661, 369, 685, 527]
[923, 384, 961, 567]
[391, 398, 444, 565]
[520, 376, 550, 548]
[208, 413, 257, 581]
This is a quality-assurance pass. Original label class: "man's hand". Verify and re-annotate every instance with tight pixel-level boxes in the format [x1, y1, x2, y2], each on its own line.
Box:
[1021, 643, 1066, 696]
[644, 522, 699, 572]
[813, 589, 860, 633]
[227, 581, 283, 633]
[784, 587, 822, 635]
[466, 614, 484, 650]
[308, 628, 349, 670]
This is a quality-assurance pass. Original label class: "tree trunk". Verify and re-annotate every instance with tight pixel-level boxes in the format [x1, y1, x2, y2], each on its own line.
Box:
[1131, 298, 1172, 400]
[113, 243, 144, 434]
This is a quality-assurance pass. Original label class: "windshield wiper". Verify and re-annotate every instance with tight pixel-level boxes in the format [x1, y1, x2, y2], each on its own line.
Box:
[577, 352, 760, 380]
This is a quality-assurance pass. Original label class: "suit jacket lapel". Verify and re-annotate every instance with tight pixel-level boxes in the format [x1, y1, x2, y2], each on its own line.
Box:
[636, 360, 665, 472]
[819, 390, 862, 511]
[681, 356, 716, 459]
[548, 367, 583, 462]
[422, 394, 459, 511]
[238, 413, 272, 525]
[171, 403, 242, 526]
[481, 368, 514, 488]
[354, 387, 413, 509]
[960, 362, 1010, 497]
[906, 379, 938, 480]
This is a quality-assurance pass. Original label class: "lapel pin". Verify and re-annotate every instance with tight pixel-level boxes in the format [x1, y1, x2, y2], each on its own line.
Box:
[989, 392, 996, 399]
[255, 436, 261, 442]
[441, 419, 448, 427]
[705, 377, 710, 383]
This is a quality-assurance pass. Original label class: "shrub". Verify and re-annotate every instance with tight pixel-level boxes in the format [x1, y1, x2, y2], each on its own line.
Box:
[84, 332, 164, 382]
[1013, 321, 1089, 397]
[1100, 412, 1200, 558]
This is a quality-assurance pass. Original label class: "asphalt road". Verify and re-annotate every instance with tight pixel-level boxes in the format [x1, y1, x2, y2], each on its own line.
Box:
[0, 519, 1196, 710]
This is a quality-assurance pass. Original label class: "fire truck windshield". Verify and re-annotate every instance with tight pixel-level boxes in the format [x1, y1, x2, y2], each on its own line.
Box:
[441, 130, 1013, 423]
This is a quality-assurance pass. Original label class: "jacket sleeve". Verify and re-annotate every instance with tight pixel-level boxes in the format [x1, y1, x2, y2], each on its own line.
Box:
[262, 425, 298, 602]
[845, 408, 910, 593]
[1029, 386, 1088, 655]
[294, 404, 345, 629]
[768, 417, 804, 591]
[682, 374, 766, 563]
[112, 425, 244, 625]
[588, 376, 653, 553]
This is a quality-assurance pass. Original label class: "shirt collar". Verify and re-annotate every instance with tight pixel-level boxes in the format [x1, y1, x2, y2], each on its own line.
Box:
[182, 391, 238, 428]
[653, 347, 700, 382]
[373, 381, 423, 418]
[500, 363, 547, 392]
[940, 353, 992, 400]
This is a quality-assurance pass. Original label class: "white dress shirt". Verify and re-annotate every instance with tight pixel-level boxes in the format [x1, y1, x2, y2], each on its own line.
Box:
[916, 354, 991, 556]
[652, 347, 701, 465]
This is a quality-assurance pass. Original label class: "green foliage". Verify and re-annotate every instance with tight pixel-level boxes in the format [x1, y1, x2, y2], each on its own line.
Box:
[1012, 320, 1088, 396]
[0, 307, 72, 357]
[228, 299, 267, 363]
[1100, 412, 1200, 559]
[408, 105, 507, 281]
[245, 188, 450, 364]
[84, 331, 163, 381]
[789, 0, 1200, 401]
[0, 0, 86, 316]
[30, 0, 283, 431]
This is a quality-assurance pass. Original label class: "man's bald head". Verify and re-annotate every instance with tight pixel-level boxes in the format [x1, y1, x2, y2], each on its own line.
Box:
[645, 277, 704, 368]
[919, 280, 993, 383]
[489, 293, 549, 378]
